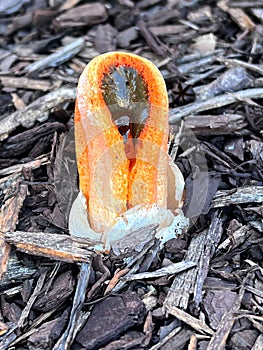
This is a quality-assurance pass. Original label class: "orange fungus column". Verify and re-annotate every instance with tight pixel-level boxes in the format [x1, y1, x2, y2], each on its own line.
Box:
[74, 52, 169, 233]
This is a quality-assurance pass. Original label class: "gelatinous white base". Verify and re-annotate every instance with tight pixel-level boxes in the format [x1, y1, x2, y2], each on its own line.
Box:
[69, 158, 189, 252]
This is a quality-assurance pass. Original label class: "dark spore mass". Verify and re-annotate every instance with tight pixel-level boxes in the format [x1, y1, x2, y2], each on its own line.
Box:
[101, 65, 149, 139]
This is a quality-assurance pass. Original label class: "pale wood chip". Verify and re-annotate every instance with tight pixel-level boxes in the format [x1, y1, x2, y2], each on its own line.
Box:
[0, 155, 49, 176]
[5, 231, 95, 263]
[0, 76, 61, 91]
[218, 0, 256, 31]
[165, 305, 214, 335]
[212, 186, 263, 207]
[0, 87, 76, 141]
[0, 175, 28, 278]
[252, 334, 263, 350]
[104, 269, 129, 295]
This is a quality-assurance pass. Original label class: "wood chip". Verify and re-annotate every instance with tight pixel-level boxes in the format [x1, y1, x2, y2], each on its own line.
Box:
[165, 304, 214, 335]
[0, 155, 49, 176]
[75, 291, 145, 349]
[0, 0, 27, 15]
[193, 211, 224, 306]
[252, 333, 263, 350]
[0, 76, 61, 91]
[4, 231, 95, 263]
[218, 224, 251, 250]
[136, 19, 171, 58]
[206, 282, 246, 350]
[212, 186, 263, 207]
[53, 263, 90, 349]
[24, 38, 85, 74]
[0, 86, 76, 141]
[165, 211, 224, 309]
[195, 66, 252, 102]
[0, 253, 37, 288]
[218, 0, 256, 31]
[148, 25, 186, 36]
[122, 260, 196, 281]
[148, 327, 182, 350]
[169, 88, 263, 123]
[18, 271, 48, 327]
[0, 321, 8, 337]
[58, 0, 82, 12]
[54, 3, 108, 28]
[183, 114, 247, 135]
[0, 175, 28, 278]
[164, 230, 207, 310]
[104, 268, 129, 295]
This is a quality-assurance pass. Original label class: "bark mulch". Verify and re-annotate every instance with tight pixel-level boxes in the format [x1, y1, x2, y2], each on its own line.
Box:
[0, 0, 263, 349]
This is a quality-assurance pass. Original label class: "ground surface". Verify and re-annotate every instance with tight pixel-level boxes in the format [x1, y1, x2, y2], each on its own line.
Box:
[0, 0, 263, 349]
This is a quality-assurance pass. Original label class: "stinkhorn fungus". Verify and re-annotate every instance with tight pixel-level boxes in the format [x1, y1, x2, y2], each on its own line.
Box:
[74, 52, 168, 232]
[69, 52, 188, 250]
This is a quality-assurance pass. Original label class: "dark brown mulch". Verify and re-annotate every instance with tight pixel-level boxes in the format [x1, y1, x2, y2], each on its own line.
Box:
[0, 0, 263, 349]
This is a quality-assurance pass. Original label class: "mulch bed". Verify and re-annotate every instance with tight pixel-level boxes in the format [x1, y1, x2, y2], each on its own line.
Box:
[1, 0, 263, 349]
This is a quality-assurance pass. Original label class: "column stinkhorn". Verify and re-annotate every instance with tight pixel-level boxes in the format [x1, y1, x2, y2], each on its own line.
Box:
[74, 52, 169, 233]
[69, 51, 188, 250]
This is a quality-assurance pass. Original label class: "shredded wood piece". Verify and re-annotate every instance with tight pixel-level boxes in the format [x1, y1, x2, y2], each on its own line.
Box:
[212, 186, 263, 207]
[0, 87, 76, 141]
[165, 304, 214, 335]
[24, 38, 85, 74]
[0, 175, 27, 278]
[4, 231, 94, 263]
[169, 88, 263, 123]
[122, 260, 196, 281]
